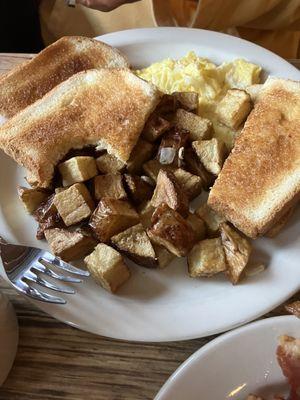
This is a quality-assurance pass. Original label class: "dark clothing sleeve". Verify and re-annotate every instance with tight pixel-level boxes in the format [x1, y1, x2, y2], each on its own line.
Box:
[0, 0, 44, 52]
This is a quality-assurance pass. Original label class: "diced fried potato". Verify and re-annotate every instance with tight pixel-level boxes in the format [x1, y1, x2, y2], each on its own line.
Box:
[84, 243, 130, 293]
[245, 84, 263, 103]
[89, 198, 139, 242]
[142, 114, 171, 142]
[152, 244, 175, 268]
[156, 94, 178, 116]
[111, 223, 157, 268]
[188, 238, 227, 277]
[174, 109, 212, 141]
[55, 187, 66, 194]
[265, 206, 295, 238]
[151, 169, 189, 217]
[147, 203, 196, 257]
[192, 138, 226, 176]
[58, 156, 98, 187]
[94, 173, 127, 201]
[220, 222, 252, 284]
[184, 148, 215, 190]
[138, 201, 155, 229]
[18, 186, 49, 214]
[123, 174, 153, 205]
[45, 228, 97, 262]
[126, 139, 154, 174]
[34, 194, 62, 239]
[157, 128, 189, 167]
[216, 89, 251, 129]
[186, 213, 206, 241]
[96, 153, 125, 174]
[246, 396, 265, 400]
[173, 168, 202, 200]
[53, 183, 94, 226]
[195, 203, 226, 236]
[172, 92, 199, 111]
[142, 159, 162, 183]
[285, 301, 300, 318]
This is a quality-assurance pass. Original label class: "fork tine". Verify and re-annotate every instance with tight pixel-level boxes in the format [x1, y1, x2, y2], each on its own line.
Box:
[33, 261, 82, 283]
[25, 284, 66, 304]
[29, 275, 75, 294]
[41, 253, 90, 277]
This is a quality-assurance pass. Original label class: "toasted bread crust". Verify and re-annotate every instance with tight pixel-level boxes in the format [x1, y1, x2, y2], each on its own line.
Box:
[208, 78, 300, 238]
[0, 36, 129, 119]
[0, 69, 161, 187]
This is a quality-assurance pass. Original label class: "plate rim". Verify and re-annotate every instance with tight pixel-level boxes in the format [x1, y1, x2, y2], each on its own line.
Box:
[155, 315, 300, 399]
[97, 27, 300, 77]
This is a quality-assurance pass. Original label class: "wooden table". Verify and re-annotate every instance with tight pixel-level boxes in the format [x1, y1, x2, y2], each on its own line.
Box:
[0, 55, 299, 400]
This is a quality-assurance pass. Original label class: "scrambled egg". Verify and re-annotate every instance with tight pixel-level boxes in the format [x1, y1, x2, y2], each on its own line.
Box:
[136, 52, 261, 148]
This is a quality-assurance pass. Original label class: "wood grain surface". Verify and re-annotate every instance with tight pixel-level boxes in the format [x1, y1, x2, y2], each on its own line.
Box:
[0, 55, 299, 400]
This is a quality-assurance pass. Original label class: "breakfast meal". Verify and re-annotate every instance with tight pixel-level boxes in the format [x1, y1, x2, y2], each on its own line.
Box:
[0, 36, 298, 294]
[247, 335, 300, 400]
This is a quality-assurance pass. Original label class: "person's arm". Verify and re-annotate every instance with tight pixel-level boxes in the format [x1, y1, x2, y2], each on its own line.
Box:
[76, 0, 141, 12]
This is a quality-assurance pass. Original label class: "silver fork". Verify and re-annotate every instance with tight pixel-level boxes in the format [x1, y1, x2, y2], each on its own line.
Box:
[0, 235, 90, 304]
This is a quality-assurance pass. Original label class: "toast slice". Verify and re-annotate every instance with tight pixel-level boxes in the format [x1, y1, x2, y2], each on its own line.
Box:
[208, 77, 300, 238]
[0, 68, 161, 187]
[0, 36, 129, 120]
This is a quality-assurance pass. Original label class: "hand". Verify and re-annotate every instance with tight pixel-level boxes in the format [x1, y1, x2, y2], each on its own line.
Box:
[76, 0, 141, 12]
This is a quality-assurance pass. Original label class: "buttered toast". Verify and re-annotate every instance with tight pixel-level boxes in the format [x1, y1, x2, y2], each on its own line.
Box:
[0, 68, 161, 188]
[208, 77, 300, 238]
[0, 36, 129, 121]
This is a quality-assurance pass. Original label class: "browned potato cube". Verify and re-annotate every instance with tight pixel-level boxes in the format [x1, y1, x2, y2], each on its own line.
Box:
[156, 94, 178, 116]
[188, 238, 227, 277]
[53, 183, 94, 226]
[245, 84, 262, 103]
[184, 147, 215, 190]
[195, 203, 226, 236]
[192, 138, 226, 176]
[172, 92, 198, 111]
[220, 223, 252, 284]
[173, 168, 202, 200]
[123, 174, 153, 205]
[216, 89, 251, 129]
[58, 156, 98, 187]
[147, 203, 196, 257]
[157, 128, 189, 167]
[174, 109, 212, 141]
[18, 186, 49, 214]
[153, 244, 175, 268]
[151, 169, 189, 217]
[34, 194, 63, 239]
[142, 114, 171, 142]
[186, 213, 206, 241]
[45, 228, 97, 262]
[285, 301, 300, 318]
[142, 159, 169, 183]
[126, 139, 154, 174]
[111, 223, 157, 268]
[89, 198, 139, 242]
[96, 153, 125, 174]
[84, 244, 130, 293]
[138, 201, 155, 229]
[94, 173, 127, 201]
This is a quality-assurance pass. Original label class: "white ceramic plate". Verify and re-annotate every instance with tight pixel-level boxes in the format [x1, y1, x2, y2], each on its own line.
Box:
[0, 28, 300, 342]
[155, 315, 300, 400]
